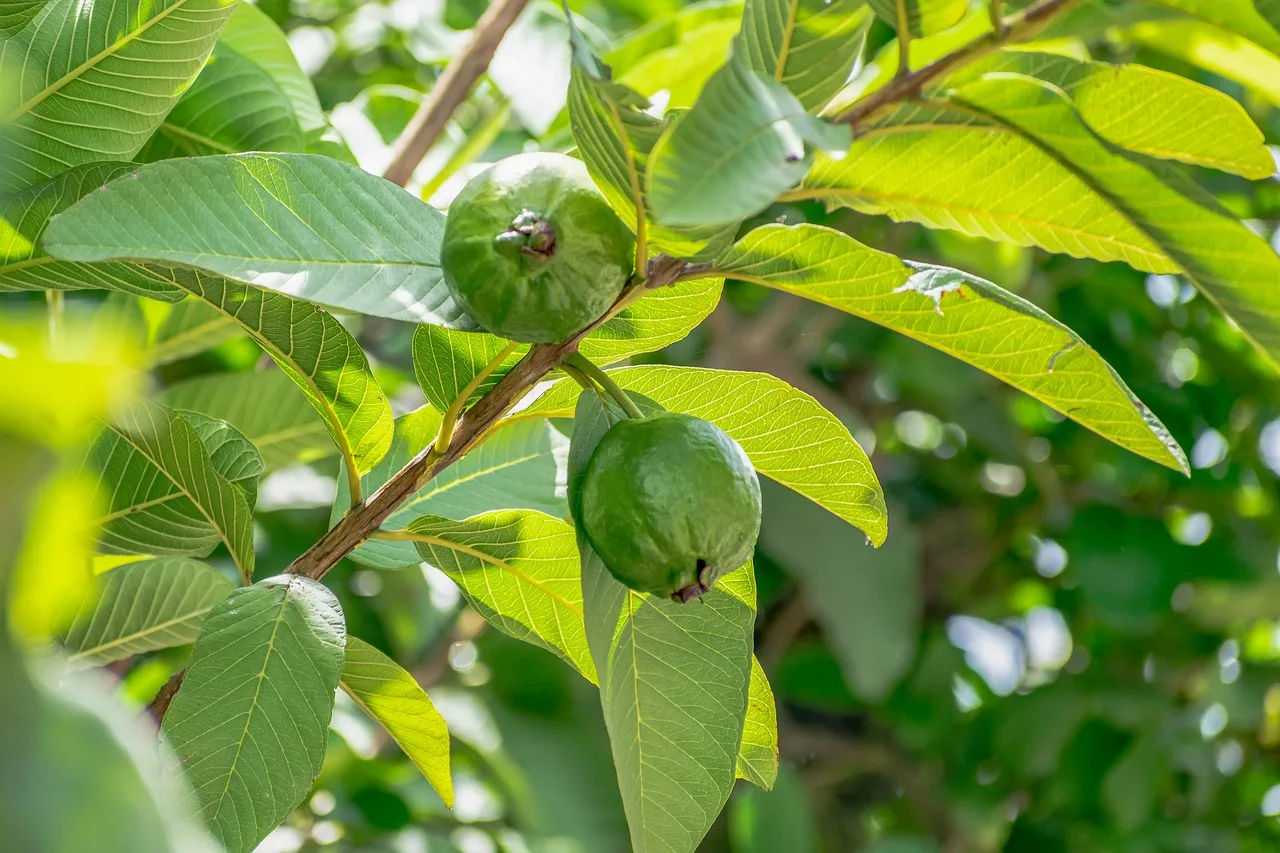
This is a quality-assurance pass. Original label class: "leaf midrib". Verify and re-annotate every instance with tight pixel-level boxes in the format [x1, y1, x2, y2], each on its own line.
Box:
[415, 531, 583, 615]
[6, 0, 195, 124]
[68, 603, 216, 662]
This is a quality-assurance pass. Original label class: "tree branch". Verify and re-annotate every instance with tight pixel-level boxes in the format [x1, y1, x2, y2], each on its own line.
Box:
[834, 0, 1082, 128]
[382, 0, 531, 187]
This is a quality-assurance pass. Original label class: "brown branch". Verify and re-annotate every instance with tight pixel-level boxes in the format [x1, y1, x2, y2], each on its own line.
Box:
[834, 0, 1083, 128]
[147, 670, 184, 724]
[382, 0, 531, 187]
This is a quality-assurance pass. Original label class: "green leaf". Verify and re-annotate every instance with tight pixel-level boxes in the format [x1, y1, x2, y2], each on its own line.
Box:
[62, 557, 234, 665]
[761, 481, 920, 700]
[0, 0, 47, 38]
[340, 637, 454, 807]
[411, 277, 723, 411]
[43, 153, 469, 325]
[338, 410, 568, 569]
[147, 298, 242, 367]
[567, 30, 732, 258]
[171, 271, 394, 486]
[1145, 0, 1280, 56]
[1125, 18, 1280, 107]
[89, 402, 259, 582]
[714, 223, 1188, 473]
[216, 2, 325, 137]
[162, 575, 346, 853]
[945, 73, 1280, 366]
[161, 371, 335, 472]
[569, 389, 754, 853]
[138, 38, 305, 160]
[647, 53, 851, 228]
[0, 0, 238, 191]
[866, 0, 967, 37]
[735, 0, 874, 112]
[407, 511, 595, 680]
[520, 364, 888, 545]
[737, 656, 779, 790]
[0, 163, 185, 301]
[953, 51, 1274, 178]
[729, 764, 819, 853]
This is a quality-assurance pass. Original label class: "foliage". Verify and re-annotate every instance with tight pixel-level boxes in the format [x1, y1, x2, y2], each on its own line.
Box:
[3, 0, 1280, 851]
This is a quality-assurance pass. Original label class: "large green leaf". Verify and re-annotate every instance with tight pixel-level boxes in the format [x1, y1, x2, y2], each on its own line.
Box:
[170, 272, 393, 488]
[407, 511, 595, 679]
[952, 51, 1274, 178]
[0, 0, 237, 191]
[1125, 18, 1280, 107]
[735, 0, 874, 112]
[162, 575, 346, 853]
[801, 75, 1280, 366]
[1145, 0, 1280, 55]
[0, 163, 184, 301]
[43, 153, 469, 325]
[866, 0, 967, 37]
[647, 53, 851, 228]
[715, 223, 1188, 472]
[340, 637, 454, 806]
[337, 409, 568, 569]
[738, 657, 779, 790]
[161, 371, 335, 472]
[138, 36, 304, 160]
[89, 402, 259, 581]
[411, 276, 723, 411]
[0, 0, 46, 38]
[519, 364, 888, 545]
[569, 389, 754, 853]
[147, 298, 242, 367]
[62, 557, 234, 665]
[216, 1, 325, 137]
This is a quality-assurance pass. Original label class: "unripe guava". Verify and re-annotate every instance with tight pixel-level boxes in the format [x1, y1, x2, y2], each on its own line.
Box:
[441, 152, 634, 343]
[577, 413, 762, 602]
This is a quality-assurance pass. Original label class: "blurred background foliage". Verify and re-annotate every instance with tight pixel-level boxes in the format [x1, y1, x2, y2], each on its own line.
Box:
[7, 0, 1280, 851]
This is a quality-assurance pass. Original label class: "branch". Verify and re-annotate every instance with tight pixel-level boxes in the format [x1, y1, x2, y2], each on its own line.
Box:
[834, 0, 1082, 128]
[382, 0, 531, 187]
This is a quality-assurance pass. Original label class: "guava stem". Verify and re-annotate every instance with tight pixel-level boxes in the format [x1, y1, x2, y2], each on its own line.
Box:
[565, 353, 644, 420]
[561, 361, 615, 424]
[435, 341, 522, 453]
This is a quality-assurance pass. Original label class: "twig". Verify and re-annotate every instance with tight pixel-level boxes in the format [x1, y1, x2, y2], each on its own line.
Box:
[382, 0, 531, 187]
[147, 671, 184, 724]
[565, 353, 644, 419]
[834, 0, 1082, 128]
[894, 0, 912, 78]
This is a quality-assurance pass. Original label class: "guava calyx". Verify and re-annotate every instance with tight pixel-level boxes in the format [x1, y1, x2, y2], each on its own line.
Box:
[672, 560, 713, 603]
[495, 209, 557, 261]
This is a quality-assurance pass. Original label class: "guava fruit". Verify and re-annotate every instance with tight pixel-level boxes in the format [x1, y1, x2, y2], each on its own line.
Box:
[577, 413, 762, 602]
[441, 152, 635, 343]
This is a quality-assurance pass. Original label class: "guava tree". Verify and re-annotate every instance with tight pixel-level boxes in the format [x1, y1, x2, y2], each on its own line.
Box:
[1, 0, 1278, 851]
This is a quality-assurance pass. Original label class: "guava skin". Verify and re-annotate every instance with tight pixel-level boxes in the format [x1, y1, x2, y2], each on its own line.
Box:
[578, 413, 762, 602]
[441, 152, 635, 343]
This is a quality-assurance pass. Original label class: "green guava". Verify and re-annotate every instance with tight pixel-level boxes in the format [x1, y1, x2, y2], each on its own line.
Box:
[441, 152, 635, 343]
[577, 413, 762, 602]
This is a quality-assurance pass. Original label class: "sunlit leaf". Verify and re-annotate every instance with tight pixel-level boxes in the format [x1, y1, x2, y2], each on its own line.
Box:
[737, 657, 779, 790]
[43, 153, 469, 325]
[216, 2, 325, 137]
[519, 364, 888, 545]
[338, 410, 567, 569]
[161, 371, 335, 472]
[408, 511, 595, 679]
[341, 637, 454, 806]
[63, 558, 234, 665]
[866, 0, 967, 37]
[0, 0, 237, 191]
[1145, 0, 1280, 56]
[1125, 18, 1280, 106]
[610, 1, 742, 109]
[736, 0, 874, 112]
[91, 401, 258, 582]
[162, 575, 345, 853]
[714, 223, 1189, 473]
[0, 164, 185, 302]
